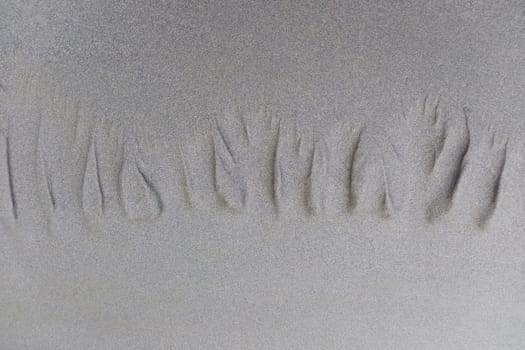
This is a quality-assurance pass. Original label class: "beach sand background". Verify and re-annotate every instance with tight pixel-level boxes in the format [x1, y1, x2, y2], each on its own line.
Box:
[1, 1, 525, 349]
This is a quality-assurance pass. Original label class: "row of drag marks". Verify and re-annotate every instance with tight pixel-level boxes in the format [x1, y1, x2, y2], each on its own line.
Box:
[0, 62, 518, 232]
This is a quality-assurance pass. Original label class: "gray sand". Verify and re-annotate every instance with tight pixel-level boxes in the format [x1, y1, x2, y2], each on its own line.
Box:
[1, 1, 525, 349]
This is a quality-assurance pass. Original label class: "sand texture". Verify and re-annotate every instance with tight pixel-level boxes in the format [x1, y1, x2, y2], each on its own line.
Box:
[1, 1, 525, 349]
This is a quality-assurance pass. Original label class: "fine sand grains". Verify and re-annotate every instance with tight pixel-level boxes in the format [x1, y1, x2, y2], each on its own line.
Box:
[1, 56, 525, 350]
[0, 61, 518, 231]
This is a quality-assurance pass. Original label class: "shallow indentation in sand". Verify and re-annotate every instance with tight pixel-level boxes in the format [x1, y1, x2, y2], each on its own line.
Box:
[0, 60, 520, 232]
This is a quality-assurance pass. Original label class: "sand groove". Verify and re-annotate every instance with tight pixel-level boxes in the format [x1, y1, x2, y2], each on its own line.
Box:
[306, 138, 328, 215]
[212, 118, 247, 211]
[0, 133, 17, 224]
[457, 126, 507, 227]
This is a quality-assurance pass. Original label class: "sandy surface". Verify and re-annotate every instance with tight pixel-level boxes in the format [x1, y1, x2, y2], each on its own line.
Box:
[1, 1, 525, 349]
